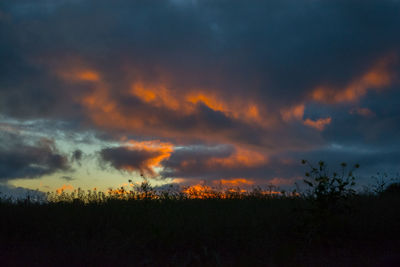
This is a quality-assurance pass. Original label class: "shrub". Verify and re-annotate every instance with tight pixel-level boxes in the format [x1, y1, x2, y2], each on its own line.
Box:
[301, 160, 359, 211]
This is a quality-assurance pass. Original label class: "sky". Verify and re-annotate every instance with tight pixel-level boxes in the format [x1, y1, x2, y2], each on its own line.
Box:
[1, 0, 400, 195]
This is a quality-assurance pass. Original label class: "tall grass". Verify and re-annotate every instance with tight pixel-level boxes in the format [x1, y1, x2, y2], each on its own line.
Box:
[46, 182, 297, 204]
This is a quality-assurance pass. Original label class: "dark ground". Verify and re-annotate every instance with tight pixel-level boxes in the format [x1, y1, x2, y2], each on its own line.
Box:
[0, 192, 399, 266]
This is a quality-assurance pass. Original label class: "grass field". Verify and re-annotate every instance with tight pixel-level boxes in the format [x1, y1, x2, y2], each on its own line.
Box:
[1, 184, 399, 266]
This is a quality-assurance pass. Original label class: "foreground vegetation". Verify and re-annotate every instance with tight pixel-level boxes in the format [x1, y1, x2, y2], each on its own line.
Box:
[1, 162, 399, 266]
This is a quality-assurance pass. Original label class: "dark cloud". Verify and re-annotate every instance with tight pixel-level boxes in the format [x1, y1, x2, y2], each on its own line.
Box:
[60, 175, 75, 182]
[0, 132, 71, 180]
[1, 0, 399, 117]
[161, 143, 400, 187]
[100, 143, 172, 177]
[161, 144, 276, 181]
[71, 149, 83, 165]
[161, 145, 233, 178]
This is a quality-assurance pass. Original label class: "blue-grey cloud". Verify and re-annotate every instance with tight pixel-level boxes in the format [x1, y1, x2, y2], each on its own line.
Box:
[0, 132, 70, 180]
[99, 144, 172, 177]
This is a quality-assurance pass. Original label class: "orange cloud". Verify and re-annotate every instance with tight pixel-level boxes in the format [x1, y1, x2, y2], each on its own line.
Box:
[280, 103, 331, 131]
[312, 56, 396, 104]
[131, 82, 180, 110]
[217, 178, 255, 187]
[55, 63, 277, 147]
[303, 117, 331, 131]
[206, 147, 268, 168]
[56, 63, 101, 82]
[102, 140, 174, 177]
[76, 70, 100, 82]
[126, 140, 174, 172]
[280, 104, 305, 121]
[132, 82, 271, 127]
[56, 65, 137, 132]
[186, 92, 227, 113]
[186, 92, 271, 126]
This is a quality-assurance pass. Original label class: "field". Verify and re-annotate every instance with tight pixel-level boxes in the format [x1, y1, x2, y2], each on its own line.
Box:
[1, 181, 399, 266]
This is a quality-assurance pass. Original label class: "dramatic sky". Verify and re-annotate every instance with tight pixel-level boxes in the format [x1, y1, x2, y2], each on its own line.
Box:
[1, 0, 400, 194]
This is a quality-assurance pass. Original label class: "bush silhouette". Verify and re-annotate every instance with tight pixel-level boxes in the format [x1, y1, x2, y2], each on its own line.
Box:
[302, 160, 359, 211]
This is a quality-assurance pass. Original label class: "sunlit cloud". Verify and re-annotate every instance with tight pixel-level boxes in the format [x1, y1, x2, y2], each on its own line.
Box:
[100, 140, 173, 177]
[303, 117, 332, 131]
[161, 144, 271, 181]
[216, 178, 255, 187]
[281, 104, 305, 122]
[131, 82, 181, 111]
[205, 147, 268, 168]
[311, 55, 396, 104]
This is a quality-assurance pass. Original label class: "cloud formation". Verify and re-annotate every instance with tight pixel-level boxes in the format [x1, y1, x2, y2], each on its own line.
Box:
[0, 0, 400, 186]
[100, 140, 173, 177]
[0, 132, 70, 180]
